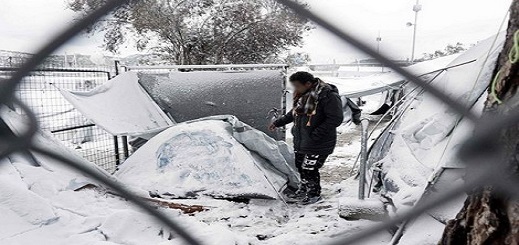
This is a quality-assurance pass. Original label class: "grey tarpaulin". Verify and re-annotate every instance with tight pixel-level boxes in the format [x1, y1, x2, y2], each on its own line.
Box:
[137, 70, 285, 140]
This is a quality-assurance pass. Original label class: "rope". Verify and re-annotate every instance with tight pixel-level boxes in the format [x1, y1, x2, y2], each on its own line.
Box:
[491, 29, 519, 104]
[491, 70, 504, 104]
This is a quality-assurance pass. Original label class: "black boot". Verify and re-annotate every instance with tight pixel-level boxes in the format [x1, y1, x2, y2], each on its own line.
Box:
[300, 194, 322, 205]
[285, 183, 307, 201]
[300, 169, 322, 205]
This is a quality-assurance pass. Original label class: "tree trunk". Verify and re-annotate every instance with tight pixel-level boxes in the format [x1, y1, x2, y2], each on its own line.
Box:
[440, 1, 519, 244]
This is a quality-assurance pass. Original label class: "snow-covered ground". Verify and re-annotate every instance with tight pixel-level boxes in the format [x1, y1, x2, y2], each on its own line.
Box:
[1, 82, 392, 245]
[2, 24, 507, 244]
[168, 93, 391, 245]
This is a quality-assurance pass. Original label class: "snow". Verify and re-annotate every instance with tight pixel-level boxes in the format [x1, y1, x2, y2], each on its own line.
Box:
[325, 54, 459, 99]
[338, 197, 387, 221]
[398, 215, 446, 245]
[0, 111, 252, 245]
[0, 94, 392, 245]
[60, 71, 174, 137]
[12, 74, 126, 172]
[366, 33, 505, 242]
[1, 32, 506, 245]
[0, 133, 391, 245]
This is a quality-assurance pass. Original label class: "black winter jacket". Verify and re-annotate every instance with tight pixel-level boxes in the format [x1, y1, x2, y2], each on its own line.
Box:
[274, 84, 344, 155]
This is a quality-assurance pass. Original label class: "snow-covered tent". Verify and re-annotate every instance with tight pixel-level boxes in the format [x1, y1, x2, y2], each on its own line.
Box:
[115, 115, 300, 200]
[364, 33, 505, 244]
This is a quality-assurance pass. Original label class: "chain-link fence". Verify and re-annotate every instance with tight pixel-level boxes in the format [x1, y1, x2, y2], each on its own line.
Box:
[0, 0, 517, 244]
[1, 58, 129, 173]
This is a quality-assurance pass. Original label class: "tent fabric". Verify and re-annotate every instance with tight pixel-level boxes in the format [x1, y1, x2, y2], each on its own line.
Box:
[115, 115, 299, 200]
[137, 70, 285, 140]
[59, 71, 174, 137]
[190, 115, 299, 188]
[366, 33, 504, 218]
[361, 33, 505, 243]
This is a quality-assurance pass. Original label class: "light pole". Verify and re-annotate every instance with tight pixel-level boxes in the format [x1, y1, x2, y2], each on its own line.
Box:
[376, 32, 383, 71]
[376, 31, 382, 53]
[406, 0, 422, 63]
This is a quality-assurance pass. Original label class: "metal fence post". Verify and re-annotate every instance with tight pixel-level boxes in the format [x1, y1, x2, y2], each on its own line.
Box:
[281, 65, 289, 140]
[358, 118, 369, 200]
[114, 60, 130, 160]
[105, 70, 121, 166]
[114, 60, 119, 74]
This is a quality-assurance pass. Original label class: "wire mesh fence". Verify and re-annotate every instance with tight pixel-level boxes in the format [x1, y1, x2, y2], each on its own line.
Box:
[122, 63, 290, 73]
[0, 0, 516, 245]
[0, 59, 127, 173]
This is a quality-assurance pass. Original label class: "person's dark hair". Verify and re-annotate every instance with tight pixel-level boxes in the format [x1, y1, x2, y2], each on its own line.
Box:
[289, 71, 317, 84]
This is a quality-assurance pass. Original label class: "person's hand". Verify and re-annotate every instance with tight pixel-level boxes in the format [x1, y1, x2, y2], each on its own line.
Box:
[268, 123, 277, 131]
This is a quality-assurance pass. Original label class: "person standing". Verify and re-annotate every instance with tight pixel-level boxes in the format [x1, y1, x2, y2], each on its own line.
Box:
[270, 71, 360, 204]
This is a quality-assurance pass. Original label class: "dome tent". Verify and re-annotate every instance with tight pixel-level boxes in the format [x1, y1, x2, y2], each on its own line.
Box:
[115, 115, 300, 200]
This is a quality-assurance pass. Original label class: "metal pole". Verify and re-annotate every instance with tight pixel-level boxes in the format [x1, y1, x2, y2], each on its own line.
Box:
[376, 31, 382, 53]
[358, 118, 369, 200]
[114, 60, 120, 75]
[281, 66, 288, 141]
[376, 32, 383, 72]
[113, 136, 120, 166]
[104, 70, 121, 166]
[411, 0, 421, 63]
[114, 60, 130, 160]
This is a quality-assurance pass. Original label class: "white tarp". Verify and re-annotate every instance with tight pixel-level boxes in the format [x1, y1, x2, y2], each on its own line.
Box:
[365, 33, 505, 244]
[115, 115, 299, 200]
[59, 71, 174, 136]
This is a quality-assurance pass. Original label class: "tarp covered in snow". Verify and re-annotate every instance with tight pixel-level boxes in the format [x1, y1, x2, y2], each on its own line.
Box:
[59, 71, 174, 137]
[0, 109, 252, 245]
[365, 33, 505, 244]
[116, 115, 299, 200]
[138, 70, 285, 140]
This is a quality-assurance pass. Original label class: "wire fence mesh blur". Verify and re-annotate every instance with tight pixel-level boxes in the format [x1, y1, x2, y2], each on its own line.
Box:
[0, 0, 516, 244]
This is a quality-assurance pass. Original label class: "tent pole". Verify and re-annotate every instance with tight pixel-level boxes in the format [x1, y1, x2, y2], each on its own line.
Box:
[358, 119, 369, 200]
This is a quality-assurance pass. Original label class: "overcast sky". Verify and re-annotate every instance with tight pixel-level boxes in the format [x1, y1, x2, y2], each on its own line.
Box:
[0, 0, 513, 63]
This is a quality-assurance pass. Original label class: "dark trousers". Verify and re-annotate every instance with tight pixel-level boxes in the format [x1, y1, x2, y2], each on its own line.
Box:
[295, 153, 328, 197]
